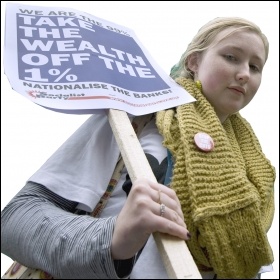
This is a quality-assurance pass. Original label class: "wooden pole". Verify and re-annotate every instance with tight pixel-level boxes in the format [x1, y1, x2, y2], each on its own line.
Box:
[108, 109, 202, 279]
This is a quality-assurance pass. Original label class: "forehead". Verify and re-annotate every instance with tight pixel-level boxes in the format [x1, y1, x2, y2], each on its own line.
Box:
[210, 27, 266, 62]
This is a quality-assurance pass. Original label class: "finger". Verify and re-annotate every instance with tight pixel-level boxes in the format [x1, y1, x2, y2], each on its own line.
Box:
[150, 187, 184, 220]
[153, 215, 190, 241]
[158, 183, 182, 206]
[153, 202, 186, 228]
[133, 179, 177, 204]
[149, 180, 182, 206]
[131, 179, 185, 220]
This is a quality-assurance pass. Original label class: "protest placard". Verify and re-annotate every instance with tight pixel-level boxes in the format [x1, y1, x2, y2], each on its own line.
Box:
[4, 3, 195, 115]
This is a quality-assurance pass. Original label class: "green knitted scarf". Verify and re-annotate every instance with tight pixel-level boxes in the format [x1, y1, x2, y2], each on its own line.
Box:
[156, 77, 275, 279]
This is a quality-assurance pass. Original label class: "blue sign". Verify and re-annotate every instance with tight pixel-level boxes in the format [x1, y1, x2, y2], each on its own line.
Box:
[5, 3, 195, 115]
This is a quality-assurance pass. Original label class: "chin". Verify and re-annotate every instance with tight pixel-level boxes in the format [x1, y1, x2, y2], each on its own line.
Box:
[229, 104, 243, 114]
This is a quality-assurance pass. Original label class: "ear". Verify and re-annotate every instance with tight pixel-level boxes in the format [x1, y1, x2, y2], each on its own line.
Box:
[187, 52, 199, 73]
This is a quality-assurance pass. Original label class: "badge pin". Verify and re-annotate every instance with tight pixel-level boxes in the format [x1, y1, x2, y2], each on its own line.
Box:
[194, 132, 214, 152]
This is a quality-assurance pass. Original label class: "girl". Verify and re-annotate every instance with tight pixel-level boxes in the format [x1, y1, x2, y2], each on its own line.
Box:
[2, 17, 275, 279]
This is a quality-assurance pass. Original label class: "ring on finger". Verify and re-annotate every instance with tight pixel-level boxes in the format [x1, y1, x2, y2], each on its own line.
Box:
[160, 203, 166, 217]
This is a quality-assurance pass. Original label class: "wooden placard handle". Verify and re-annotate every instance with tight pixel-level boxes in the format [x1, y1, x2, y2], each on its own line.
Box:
[108, 109, 202, 279]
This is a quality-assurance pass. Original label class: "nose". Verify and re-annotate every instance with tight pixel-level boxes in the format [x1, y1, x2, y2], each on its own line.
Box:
[236, 65, 250, 85]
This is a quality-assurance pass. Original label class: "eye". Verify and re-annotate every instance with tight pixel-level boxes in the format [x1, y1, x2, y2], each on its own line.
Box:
[224, 54, 236, 61]
[250, 64, 260, 72]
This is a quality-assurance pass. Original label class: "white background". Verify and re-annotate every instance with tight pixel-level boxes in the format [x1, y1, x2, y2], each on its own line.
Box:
[1, 1, 279, 278]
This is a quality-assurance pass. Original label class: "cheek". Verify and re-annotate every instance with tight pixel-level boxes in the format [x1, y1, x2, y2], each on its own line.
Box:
[201, 66, 229, 93]
[246, 87, 258, 105]
[247, 77, 262, 100]
[252, 79, 261, 93]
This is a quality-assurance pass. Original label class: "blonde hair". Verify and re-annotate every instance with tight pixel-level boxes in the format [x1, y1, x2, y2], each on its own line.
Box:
[170, 17, 269, 79]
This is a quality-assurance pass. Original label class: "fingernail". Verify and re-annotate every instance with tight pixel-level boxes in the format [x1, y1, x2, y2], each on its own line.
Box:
[187, 232, 191, 239]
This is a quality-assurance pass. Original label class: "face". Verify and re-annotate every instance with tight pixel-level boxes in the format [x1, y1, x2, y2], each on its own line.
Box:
[190, 28, 266, 123]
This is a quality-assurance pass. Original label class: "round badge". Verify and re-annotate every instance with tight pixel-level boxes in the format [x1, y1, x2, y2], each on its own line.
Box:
[194, 132, 214, 152]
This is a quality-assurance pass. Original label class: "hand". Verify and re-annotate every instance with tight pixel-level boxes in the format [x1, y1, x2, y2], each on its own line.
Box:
[111, 178, 190, 260]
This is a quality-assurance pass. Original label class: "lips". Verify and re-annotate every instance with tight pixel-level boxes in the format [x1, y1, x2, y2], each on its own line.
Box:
[228, 86, 245, 95]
